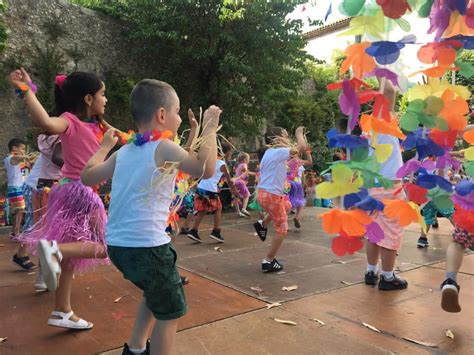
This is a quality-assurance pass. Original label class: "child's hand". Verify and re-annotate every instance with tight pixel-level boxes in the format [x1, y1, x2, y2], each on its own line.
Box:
[188, 109, 198, 129]
[202, 105, 222, 131]
[295, 126, 305, 136]
[9, 67, 31, 88]
[101, 128, 119, 150]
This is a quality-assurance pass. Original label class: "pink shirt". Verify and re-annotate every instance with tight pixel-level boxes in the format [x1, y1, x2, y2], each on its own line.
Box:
[38, 134, 62, 180]
[235, 163, 248, 182]
[59, 112, 101, 180]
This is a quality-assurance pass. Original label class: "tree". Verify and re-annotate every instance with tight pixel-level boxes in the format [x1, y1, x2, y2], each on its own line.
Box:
[71, 0, 310, 137]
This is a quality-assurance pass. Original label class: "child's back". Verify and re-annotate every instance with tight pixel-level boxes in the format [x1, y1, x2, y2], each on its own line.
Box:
[106, 141, 175, 247]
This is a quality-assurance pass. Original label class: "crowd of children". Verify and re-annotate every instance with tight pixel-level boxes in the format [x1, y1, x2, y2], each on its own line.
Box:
[2, 65, 472, 355]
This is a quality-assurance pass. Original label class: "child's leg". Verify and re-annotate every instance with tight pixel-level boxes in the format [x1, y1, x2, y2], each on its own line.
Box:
[233, 197, 241, 214]
[52, 262, 92, 325]
[214, 207, 222, 230]
[295, 205, 303, 220]
[129, 298, 156, 350]
[366, 241, 380, 270]
[150, 318, 179, 355]
[16, 243, 29, 257]
[261, 214, 272, 228]
[191, 211, 206, 230]
[58, 242, 108, 259]
[183, 214, 193, 230]
[242, 196, 249, 211]
[12, 210, 23, 236]
[445, 240, 465, 280]
[266, 234, 285, 260]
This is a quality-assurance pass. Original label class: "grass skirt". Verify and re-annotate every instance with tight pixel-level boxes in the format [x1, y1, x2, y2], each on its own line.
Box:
[19, 179, 107, 273]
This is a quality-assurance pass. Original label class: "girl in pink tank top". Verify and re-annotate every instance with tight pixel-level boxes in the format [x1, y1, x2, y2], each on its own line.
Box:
[10, 68, 112, 330]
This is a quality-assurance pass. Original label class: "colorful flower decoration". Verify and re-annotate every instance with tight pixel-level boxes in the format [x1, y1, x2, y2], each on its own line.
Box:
[376, 0, 412, 19]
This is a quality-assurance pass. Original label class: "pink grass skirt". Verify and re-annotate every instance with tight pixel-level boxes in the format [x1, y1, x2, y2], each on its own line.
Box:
[19, 179, 107, 273]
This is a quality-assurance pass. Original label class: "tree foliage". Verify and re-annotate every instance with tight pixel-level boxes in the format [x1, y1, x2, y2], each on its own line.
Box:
[70, 0, 310, 138]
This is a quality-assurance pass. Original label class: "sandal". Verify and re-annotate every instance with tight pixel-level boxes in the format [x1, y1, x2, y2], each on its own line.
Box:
[48, 311, 93, 330]
[37, 240, 62, 292]
[12, 254, 38, 270]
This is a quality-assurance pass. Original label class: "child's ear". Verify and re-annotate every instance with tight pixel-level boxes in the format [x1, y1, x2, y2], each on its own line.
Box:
[155, 107, 166, 124]
[84, 94, 93, 107]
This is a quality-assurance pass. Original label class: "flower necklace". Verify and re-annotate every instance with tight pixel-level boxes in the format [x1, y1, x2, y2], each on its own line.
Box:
[121, 130, 173, 146]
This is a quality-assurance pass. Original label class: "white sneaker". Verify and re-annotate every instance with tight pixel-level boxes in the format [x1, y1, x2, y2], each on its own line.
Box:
[241, 209, 250, 217]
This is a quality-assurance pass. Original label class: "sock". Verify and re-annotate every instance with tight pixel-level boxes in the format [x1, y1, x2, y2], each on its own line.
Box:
[262, 259, 271, 264]
[367, 264, 378, 274]
[445, 271, 457, 282]
[129, 347, 146, 354]
[381, 270, 394, 280]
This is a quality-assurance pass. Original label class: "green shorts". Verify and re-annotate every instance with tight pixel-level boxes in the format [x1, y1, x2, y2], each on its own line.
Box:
[108, 243, 187, 320]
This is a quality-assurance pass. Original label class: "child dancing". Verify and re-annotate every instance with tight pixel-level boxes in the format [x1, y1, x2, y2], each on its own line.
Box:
[10, 68, 111, 329]
[82, 79, 221, 355]
[253, 127, 307, 272]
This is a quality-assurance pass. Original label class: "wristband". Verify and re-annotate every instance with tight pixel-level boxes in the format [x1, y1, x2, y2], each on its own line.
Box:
[15, 80, 38, 99]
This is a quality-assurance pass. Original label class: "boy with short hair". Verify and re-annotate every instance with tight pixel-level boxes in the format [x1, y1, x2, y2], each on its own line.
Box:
[5, 138, 37, 270]
[81, 79, 220, 355]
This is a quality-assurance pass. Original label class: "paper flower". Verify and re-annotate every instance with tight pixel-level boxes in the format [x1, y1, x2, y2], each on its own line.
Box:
[453, 205, 474, 232]
[327, 128, 369, 149]
[383, 199, 421, 226]
[320, 208, 372, 236]
[427, 187, 454, 210]
[340, 79, 361, 130]
[376, 0, 412, 19]
[406, 78, 471, 101]
[429, 128, 458, 148]
[417, 40, 463, 66]
[360, 114, 406, 140]
[435, 151, 461, 170]
[438, 89, 469, 131]
[402, 129, 445, 159]
[343, 188, 385, 212]
[365, 221, 385, 243]
[399, 98, 448, 132]
[358, 91, 392, 122]
[363, 68, 400, 88]
[372, 143, 393, 163]
[464, 129, 474, 144]
[339, 0, 366, 16]
[338, 157, 393, 189]
[416, 168, 453, 192]
[316, 164, 363, 199]
[332, 233, 364, 256]
[396, 158, 436, 178]
[365, 35, 415, 65]
[340, 42, 377, 78]
[340, 10, 386, 39]
[405, 183, 429, 204]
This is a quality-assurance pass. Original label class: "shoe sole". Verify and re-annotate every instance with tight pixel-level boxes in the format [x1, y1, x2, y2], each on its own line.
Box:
[378, 283, 408, 291]
[441, 286, 461, 313]
[209, 235, 224, 243]
[417, 243, 429, 248]
[364, 279, 378, 286]
[253, 223, 266, 242]
[262, 267, 283, 273]
[37, 240, 59, 292]
[186, 234, 202, 243]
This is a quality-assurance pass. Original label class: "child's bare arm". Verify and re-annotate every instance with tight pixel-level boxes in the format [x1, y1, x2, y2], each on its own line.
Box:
[81, 129, 118, 186]
[295, 126, 307, 153]
[183, 109, 199, 151]
[10, 68, 69, 134]
[156, 105, 220, 178]
[301, 148, 313, 166]
[221, 165, 239, 197]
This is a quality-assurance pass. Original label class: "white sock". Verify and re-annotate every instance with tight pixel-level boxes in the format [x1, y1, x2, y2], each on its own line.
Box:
[381, 270, 394, 280]
[129, 347, 146, 354]
[367, 264, 378, 273]
[262, 259, 271, 263]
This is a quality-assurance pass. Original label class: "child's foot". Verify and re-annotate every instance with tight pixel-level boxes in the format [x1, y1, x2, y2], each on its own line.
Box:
[262, 259, 283, 273]
[179, 227, 189, 235]
[209, 228, 224, 243]
[238, 212, 248, 218]
[293, 218, 301, 229]
[253, 220, 268, 241]
[241, 209, 250, 217]
[417, 236, 429, 248]
[441, 278, 461, 313]
[186, 229, 202, 243]
[364, 271, 379, 286]
[121, 342, 149, 355]
[181, 276, 190, 285]
[12, 254, 38, 271]
[378, 273, 408, 291]
[47, 310, 93, 330]
[37, 240, 62, 291]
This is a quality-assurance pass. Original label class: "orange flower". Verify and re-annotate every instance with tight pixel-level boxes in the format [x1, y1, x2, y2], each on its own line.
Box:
[464, 129, 474, 144]
[383, 199, 420, 226]
[360, 114, 406, 140]
[439, 89, 469, 131]
[320, 208, 372, 237]
[340, 42, 376, 78]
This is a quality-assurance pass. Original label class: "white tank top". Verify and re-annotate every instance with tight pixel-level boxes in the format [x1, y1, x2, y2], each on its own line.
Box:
[197, 160, 225, 192]
[4, 155, 25, 187]
[106, 140, 175, 247]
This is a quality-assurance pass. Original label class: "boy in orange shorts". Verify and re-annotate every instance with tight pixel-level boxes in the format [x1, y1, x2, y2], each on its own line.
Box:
[253, 127, 307, 272]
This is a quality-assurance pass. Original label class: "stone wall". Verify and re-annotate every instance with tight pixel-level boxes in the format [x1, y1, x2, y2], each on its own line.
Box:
[0, 0, 133, 187]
